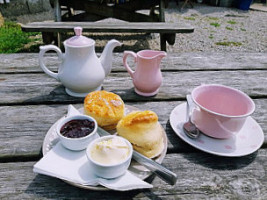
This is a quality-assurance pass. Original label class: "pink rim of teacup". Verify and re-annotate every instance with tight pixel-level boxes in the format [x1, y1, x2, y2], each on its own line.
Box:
[191, 84, 255, 118]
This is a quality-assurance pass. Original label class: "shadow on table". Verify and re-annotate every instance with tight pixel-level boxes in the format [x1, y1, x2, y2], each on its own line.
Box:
[23, 85, 158, 105]
[25, 174, 157, 199]
[110, 88, 162, 102]
[23, 85, 84, 104]
[182, 150, 258, 170]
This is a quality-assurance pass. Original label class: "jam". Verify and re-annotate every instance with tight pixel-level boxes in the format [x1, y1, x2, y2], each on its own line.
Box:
[60, 119, 95, 138]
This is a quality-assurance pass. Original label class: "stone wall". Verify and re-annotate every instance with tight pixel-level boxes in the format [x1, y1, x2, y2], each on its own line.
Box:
[0, 0, 52, 17]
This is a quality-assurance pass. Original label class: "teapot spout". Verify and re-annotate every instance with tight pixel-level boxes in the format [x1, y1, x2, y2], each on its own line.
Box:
[100, 39, 122, 77]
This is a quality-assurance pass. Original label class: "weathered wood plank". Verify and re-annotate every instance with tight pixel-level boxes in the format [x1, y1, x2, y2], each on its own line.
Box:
[0, 99, 265, 159]
[0, 53, 266, 74]
[0, 70, 266, 105]
[1, 150, 266, 199]
[1, 52, 266, 199]
[21, 22, 194, 34]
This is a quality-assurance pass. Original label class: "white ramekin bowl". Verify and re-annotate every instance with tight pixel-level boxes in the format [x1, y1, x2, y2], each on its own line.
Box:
[56, 114, 98, 151]
[86, 135, 133, 179]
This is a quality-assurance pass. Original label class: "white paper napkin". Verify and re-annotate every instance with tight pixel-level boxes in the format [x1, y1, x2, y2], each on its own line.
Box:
[33, 142, 153, 191]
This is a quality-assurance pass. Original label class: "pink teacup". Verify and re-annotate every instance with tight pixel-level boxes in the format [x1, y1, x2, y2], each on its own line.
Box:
[191, 84, 255, 139]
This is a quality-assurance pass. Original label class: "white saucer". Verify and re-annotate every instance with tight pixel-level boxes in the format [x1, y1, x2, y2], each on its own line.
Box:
[170, 103, 264, 157]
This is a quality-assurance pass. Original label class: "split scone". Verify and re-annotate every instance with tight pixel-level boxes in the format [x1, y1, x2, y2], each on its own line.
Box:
[116, 110, 164, 158]
[84, 90, 125, 130]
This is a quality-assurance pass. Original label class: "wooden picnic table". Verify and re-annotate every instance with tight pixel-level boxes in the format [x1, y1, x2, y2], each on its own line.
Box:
[50, 0, 167, 23]
[36, 0, 187, 51]
[0, 52, 267, 199]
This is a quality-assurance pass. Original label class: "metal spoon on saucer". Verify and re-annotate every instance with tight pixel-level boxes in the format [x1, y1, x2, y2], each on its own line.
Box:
[183, 95, 200, 139]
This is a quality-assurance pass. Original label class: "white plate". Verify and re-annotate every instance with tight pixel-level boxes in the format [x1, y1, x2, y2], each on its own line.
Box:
[170, 103, 264, 157]
[42, 105, 167, 190]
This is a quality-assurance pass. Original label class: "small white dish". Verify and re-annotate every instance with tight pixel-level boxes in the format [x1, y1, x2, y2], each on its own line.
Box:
[170, 103, 264, 157]
[86, 135, 133, 179]
[56, 114, 98, 151]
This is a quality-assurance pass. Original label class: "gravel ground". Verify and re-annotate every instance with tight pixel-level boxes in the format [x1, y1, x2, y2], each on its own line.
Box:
[162, 2, 267, 53]
[14, 2, 267, 53]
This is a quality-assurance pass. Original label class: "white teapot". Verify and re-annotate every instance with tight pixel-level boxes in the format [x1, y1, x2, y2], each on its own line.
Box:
[39, 27, 122, 97]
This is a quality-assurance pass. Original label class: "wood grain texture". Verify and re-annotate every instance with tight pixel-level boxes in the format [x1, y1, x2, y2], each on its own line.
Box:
[0, 53, 266, 199]
[21, 22, 194, 34]
[0, 150, 266, 199]
[0, 70, 266, 105]
[0, 99, 266, 159]
[0, 53, 266, 73]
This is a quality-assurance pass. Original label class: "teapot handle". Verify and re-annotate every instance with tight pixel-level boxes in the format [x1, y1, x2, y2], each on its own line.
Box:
[39, 45, 64, 80]
[123, 51, 137, 79]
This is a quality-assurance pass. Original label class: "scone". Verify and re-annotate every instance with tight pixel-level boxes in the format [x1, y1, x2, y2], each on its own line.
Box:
[117, 110, 164, 158]
[84, 90, 125, 130]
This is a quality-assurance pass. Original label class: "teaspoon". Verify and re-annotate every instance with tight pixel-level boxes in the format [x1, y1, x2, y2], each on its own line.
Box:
[183, 95, 200, 139]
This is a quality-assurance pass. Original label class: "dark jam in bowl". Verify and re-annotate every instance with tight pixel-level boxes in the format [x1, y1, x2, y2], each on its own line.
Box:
[60, 119, 95, 138]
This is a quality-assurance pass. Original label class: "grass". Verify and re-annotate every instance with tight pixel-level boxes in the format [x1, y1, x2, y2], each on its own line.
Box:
[227, 20, 237, 25]
[215, 41, 242, 46]
[184, 17, 195, 21]
[207, 17, 219, 21]
[210, 22, 220, 28]
[209, 34, 214, 39]
[0, 21, 42, 53]
[226, 27, 233, 30]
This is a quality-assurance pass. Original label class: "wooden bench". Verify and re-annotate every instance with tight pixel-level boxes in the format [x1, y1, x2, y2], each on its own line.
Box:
[21, 22, 194, 51]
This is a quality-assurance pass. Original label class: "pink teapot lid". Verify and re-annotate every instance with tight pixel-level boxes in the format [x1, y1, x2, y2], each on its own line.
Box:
[65, 27, 94, 46]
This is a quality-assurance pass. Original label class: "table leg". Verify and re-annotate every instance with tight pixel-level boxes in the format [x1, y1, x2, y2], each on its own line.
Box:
[159, 0, 166, 51]
[54, 0, 62, 22]
[165, 33, 176, 45]
[160, 34, 166, 51]
[42, 32, 55, 44]
[54, 0, 62, 48]
[159, 0, 165, 22]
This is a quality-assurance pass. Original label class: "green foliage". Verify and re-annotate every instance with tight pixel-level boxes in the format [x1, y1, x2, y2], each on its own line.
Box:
[215, 41, 242, 46]
[209, 34, 214, 39]
[226, 27, 233, 30]
[207, 17, 219, 21]
[0, 21, 41, 53]
[210, 22, 220, 28]
[241, 28, 246, 31]
[184, 17, 195, 21]
[227, 20, 237, 25]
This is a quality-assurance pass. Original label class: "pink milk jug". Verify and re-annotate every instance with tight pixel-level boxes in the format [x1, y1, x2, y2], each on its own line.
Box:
[123, 50, 167, 96]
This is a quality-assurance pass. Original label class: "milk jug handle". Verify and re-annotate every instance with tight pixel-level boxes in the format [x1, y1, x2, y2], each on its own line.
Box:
[39, 45, 63, 80]
[123, 51, 137, 78]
